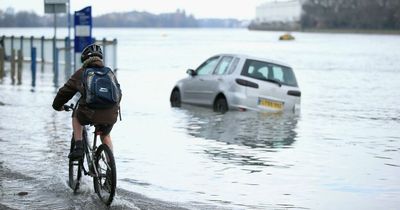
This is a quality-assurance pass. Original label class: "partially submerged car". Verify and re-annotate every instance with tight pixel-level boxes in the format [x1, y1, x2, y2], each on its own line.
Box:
[170, 54, 301, 113]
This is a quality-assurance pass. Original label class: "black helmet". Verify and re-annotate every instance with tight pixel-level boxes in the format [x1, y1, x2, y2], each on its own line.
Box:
[81, 44, 103, 63]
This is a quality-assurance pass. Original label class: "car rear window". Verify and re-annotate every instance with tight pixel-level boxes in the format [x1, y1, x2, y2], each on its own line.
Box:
[241, 59, 298, 87]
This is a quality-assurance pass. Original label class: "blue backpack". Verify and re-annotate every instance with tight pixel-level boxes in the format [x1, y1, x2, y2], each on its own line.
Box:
[82, 67, 121, 109]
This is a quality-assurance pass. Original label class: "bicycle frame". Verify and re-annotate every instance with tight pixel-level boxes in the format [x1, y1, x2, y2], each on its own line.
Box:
[82, 126, 100, 178]
[66, 103, 101, 180]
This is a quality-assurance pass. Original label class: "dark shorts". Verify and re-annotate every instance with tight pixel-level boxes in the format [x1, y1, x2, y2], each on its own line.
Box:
[74, 112, 114, 136]
[94, 124, 113, 136]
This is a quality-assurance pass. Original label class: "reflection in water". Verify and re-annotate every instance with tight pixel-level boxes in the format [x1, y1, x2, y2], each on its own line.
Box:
[177, 105, 299, 168]
[181, 105, 299, 149]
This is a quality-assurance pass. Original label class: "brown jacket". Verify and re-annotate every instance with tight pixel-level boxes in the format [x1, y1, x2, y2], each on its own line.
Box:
[52, 57, 120, 125]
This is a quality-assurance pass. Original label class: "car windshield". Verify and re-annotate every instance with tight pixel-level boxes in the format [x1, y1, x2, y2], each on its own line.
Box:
[241, 59, 298, 87]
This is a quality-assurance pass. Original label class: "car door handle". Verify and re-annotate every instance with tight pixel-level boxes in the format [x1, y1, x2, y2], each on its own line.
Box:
[217, 78, 223, 82]
[199, 78, 205, 81]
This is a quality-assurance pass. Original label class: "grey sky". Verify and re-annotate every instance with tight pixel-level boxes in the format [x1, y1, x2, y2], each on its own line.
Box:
[1, 0, 267, 19]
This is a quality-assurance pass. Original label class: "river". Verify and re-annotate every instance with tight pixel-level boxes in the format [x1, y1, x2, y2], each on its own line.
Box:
[0, 28, 399, 209]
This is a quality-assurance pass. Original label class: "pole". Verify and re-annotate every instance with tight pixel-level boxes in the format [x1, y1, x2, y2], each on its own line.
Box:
[67, 0, 72, 75]
[17, 49, 23, 85]
[11, 49, 16, 84]
[65, 37, 71, 76]
[53, 8, 57, 73]
[31, 47, 37, 87]
[41, 36, 45, 63]
[1, 35, 5, 58]
[68, 0, 71, 42]
[53, 36, 56, 74]
[54, 12, 57, 39]
[20, 36, 24, 55]
[0, 48, 4, 78]
[102, 38, 107, 66]
[11, 36, 14, 53]
[54, 48, 59, 87]
[113, 38, 117, 71]
[30, 36, 34, 53]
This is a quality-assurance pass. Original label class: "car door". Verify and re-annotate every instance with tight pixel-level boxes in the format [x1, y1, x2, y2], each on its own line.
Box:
[193, 56, 235, 106]
[181, 56, 220, 105]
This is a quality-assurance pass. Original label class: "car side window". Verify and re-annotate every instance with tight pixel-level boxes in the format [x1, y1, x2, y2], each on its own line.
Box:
[257, 67, 269, 78]
[196, 56, 220, 75]
[242, 60, 267, 80]
[227, 57, 240, 74]
[214, 56, 233, 75]
[241, 59, 298, 87]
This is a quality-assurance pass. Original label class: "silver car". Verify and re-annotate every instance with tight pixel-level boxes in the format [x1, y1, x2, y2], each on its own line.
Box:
[170, 54, 301, 113]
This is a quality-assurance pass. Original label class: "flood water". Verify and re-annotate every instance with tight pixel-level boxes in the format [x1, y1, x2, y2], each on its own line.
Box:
[1, 28, 400, 210]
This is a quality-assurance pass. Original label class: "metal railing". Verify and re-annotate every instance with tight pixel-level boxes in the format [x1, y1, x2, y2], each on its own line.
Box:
[0, 36, 117, 69]
[0, 35, 117, 86]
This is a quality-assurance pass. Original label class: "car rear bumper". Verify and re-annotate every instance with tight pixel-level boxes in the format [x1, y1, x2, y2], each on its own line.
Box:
[227, 91, 300, 113]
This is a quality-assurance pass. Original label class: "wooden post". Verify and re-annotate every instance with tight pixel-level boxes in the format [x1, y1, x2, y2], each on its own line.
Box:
[1, 35, 5, 62]
[11, 49, 16, 84]
[17, 49, 23, 85]
[0, 48, 4, 78]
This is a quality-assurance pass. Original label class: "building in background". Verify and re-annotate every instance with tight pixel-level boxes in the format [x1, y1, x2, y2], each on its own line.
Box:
[249, 0, 304, 31]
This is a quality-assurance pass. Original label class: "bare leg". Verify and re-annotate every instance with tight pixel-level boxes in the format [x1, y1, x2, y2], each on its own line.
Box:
[72, 117, 83, 141]
[68, 117, 84, 159]
[101, 135, 113, 151]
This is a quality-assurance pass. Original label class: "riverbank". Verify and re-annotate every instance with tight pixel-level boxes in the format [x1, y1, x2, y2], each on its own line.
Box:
[249, 27, 400, 35]
[301, 28, 400, 35]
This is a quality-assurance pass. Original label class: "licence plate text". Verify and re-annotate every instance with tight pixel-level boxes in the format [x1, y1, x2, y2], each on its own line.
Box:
[258, 98, 283, 110]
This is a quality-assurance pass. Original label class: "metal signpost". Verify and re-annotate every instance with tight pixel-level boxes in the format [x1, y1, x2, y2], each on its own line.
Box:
[44, 0, 67, 76]
[74, 6, 93, 70]
[44, 0, 67, 37]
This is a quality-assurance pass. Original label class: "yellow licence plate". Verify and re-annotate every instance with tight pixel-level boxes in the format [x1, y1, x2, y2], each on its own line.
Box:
[258, 98, 283, 110]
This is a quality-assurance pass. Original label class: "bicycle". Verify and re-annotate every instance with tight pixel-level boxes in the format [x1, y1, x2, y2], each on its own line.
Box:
[64, 104, 117, 206]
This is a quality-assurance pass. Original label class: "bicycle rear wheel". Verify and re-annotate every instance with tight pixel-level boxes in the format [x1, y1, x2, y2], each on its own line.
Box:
[93, 144, 116, 206]
[68, 137, 82, 193]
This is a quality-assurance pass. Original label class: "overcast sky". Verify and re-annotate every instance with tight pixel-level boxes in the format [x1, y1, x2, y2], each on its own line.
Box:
[1, 0, 267, 19]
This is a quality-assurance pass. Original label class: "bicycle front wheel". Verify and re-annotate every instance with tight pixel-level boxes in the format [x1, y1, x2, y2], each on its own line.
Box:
[93, 144, 116, 206]
[68, 138, 82, 193]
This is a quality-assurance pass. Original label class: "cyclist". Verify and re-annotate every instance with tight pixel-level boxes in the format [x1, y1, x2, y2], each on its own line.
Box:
[52, 44, 121, 160]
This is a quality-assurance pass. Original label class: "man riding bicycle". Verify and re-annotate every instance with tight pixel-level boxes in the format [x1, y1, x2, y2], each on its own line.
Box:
[52, 44, 121, 160]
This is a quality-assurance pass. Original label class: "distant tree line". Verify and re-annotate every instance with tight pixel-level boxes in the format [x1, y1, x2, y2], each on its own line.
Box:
[0, 9, 45, 27]
[0, 8, 240, 28]
[301, 0, 400, 29]
[94, 9, 197, 27]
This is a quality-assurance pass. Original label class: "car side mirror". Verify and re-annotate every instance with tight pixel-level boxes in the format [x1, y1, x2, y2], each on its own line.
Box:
[186, 69, 197, 76]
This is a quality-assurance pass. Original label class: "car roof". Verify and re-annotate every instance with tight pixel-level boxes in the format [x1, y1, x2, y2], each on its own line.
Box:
[215, 53, 292, 68]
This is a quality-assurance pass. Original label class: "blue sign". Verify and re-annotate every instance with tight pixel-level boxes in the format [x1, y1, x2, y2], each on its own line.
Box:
[74, 6, 92, 53]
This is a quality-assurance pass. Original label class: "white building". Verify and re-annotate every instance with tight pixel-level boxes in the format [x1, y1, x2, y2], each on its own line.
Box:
[255, 0, 303, 23]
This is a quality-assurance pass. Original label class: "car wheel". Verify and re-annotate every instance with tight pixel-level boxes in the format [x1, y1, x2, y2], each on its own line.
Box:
[214, 97, 228, 113]
[170, 89, 181, 107]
